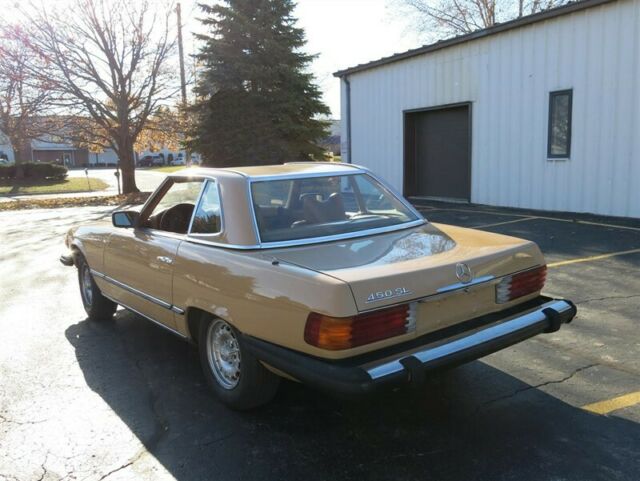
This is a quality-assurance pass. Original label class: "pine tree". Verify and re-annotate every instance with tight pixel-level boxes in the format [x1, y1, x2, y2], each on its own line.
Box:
[189, 0, 331, 166]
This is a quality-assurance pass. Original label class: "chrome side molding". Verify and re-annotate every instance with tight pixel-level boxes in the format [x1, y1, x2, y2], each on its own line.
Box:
[91, 269, 185, 316]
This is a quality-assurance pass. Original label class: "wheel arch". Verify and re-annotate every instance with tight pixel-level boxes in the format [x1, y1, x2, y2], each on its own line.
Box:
[185, 306, 238, 345]
[69, 240, 87, 266]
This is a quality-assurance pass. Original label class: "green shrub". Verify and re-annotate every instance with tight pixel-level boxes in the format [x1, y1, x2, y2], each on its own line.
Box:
[0, 164, 16, 179]
[0, 162, 68, 180]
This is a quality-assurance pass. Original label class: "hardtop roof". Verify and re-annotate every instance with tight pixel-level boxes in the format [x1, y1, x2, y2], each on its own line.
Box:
[169, 162, 363, 180]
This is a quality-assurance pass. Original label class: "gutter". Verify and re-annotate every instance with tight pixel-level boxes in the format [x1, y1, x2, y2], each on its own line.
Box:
[344, 77, 352, 164]
[333, 0, 619, 78]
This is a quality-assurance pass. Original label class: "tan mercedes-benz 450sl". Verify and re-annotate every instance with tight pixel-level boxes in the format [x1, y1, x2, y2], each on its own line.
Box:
[61, 163, 576, 409]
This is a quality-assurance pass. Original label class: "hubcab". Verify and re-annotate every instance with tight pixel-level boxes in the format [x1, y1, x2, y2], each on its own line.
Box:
[207, 320, 241, 389]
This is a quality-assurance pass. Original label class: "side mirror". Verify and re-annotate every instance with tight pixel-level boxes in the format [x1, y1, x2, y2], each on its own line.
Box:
[112, 210, 139, 228]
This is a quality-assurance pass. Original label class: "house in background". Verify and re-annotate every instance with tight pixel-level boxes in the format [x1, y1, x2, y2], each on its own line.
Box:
[30, 138, 89, 166]
[335, 0, 640, 218]
[0, 134, 119, 167]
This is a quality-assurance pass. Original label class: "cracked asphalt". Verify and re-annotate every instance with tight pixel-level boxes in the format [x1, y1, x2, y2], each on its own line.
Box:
[1, 201, 639, 480]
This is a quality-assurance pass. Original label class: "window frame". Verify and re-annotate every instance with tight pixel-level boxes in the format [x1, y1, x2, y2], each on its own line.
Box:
[547, 89, 573, 159]
[137, 176, 206, 236]
[188, 178, 224, 236]
[248, 171, 424, 247]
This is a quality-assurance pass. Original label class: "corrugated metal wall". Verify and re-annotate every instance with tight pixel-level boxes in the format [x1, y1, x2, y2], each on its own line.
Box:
[341, 0, 640, 218]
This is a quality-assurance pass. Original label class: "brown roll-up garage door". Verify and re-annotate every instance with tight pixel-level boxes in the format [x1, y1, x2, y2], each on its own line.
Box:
[404, 104, 471, 201]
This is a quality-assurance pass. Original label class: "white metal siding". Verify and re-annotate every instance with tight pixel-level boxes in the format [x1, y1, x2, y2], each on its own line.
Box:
[341, 0, 640, 218]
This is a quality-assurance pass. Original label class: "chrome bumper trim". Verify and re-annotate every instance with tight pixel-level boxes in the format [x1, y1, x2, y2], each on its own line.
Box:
[436, 274, 495, 294]
[366, 299, 574, 380]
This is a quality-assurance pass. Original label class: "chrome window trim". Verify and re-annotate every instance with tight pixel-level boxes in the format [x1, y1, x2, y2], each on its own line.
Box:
[153, 166, 427, 250]
[256, 219, 427, 249]
[247, 171, 426, 249]
[185, 238, 261, 250]
[187, 179, 225, 237]
[138, 176, 173, 219]
[365, 170, 425, 221]
[139, 176, 206, 229]
[187, 180, 209, 234]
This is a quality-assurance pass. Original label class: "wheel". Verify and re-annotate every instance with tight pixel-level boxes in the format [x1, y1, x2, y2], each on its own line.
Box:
[77, 254, 117, 321]
[198, 316, 280, 410]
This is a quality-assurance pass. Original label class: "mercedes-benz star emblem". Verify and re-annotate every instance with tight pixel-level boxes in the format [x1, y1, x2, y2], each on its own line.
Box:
[455, 263, 473, 284]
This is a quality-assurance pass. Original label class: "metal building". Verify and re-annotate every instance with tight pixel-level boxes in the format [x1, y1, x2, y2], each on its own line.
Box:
[334, 0, 640, 218]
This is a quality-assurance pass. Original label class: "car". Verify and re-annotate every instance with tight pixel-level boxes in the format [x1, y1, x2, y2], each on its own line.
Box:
[169, 156, 186, 166]
[60, 163, 576, 410]
[0, 158, 12, 166]
[138, 154, 164, 167]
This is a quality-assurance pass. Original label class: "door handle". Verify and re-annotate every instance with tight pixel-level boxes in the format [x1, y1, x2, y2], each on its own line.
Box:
[157, 256, 174, 265]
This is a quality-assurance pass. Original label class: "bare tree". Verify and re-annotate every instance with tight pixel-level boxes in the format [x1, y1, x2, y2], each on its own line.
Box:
[0, 25, 57, 176]
[392, 0, 568, 39]
[22, 0, 178, 193]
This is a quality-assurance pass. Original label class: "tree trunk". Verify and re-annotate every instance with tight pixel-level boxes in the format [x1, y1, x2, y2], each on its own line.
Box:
[117, 137, 139, 194]
[13, 139, 30, 180]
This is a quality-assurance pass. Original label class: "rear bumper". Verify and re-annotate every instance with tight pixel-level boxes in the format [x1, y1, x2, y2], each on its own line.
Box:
[242, 296, 576, 396]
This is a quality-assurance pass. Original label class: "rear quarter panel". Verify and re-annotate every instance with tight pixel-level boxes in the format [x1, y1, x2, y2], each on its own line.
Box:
[172, 242, 365, 358]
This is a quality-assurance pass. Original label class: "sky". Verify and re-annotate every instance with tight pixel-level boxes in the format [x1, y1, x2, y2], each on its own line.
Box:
[1, 0, 424, 119]
[181, 0, 423, 118]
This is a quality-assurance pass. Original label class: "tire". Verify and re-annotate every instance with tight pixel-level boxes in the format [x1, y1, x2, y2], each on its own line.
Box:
[77, 254, 117, 321]
[198, 315, 280, 410]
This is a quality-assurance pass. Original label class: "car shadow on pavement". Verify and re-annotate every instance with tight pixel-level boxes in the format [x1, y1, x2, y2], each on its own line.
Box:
[65, 311, 640, 481]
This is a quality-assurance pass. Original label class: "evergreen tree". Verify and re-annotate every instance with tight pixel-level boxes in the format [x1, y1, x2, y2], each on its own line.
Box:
[189, 0, 331, 166]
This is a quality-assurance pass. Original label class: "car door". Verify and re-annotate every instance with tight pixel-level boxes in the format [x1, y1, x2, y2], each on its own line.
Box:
[103, 177, 205, 330]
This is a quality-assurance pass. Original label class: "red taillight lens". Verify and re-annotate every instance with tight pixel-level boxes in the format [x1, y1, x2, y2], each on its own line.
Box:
[496, 265, 547, 303]
[304, 304, 415, 350]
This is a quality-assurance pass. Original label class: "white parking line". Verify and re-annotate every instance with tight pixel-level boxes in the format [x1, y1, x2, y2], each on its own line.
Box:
[419, 207, 640, 233]
[474, 217, 537, 229]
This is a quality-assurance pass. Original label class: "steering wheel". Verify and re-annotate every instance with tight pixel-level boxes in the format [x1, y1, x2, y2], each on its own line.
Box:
[159, 203, 195, 233]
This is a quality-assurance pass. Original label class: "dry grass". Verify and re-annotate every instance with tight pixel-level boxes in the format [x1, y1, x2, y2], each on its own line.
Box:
[0, 177, 109, 195]
[0, 192, 151, 211]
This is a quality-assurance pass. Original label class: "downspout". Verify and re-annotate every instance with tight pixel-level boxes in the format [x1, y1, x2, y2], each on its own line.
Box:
[344, 76, 352, 164]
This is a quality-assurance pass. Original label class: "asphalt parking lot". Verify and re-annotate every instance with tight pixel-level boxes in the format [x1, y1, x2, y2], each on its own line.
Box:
[1, 201, 639, 480]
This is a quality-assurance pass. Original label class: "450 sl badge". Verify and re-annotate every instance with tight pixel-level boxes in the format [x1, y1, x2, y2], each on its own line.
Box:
[365, 287, 412, 303]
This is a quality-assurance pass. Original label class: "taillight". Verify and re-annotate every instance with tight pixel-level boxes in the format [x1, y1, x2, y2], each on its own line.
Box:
[304, 303, 416, 350]
[496, 265, 547, 303]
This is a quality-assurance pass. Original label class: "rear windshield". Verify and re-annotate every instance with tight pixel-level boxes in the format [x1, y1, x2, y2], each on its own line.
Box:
[251, 173, 419, 243]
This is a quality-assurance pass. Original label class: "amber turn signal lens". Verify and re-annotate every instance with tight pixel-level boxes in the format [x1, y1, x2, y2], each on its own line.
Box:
[496, 265, 547, 304]
[304, 304, 412, 350]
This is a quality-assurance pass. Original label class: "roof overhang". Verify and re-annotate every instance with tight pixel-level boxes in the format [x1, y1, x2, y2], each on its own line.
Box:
[333, 0, 619, 78]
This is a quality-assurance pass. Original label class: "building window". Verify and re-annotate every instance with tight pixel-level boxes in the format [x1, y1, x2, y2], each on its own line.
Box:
[547, 89, 572, 159]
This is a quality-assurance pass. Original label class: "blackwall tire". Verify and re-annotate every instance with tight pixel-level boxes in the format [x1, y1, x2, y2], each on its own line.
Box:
[77, 255, 117, 321]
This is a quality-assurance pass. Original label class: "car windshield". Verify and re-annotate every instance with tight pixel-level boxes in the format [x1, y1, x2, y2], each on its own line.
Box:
[251, 173, 420, 243]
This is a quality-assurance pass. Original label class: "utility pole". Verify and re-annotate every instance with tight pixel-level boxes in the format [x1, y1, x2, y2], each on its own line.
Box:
[176, 2, 192, 166]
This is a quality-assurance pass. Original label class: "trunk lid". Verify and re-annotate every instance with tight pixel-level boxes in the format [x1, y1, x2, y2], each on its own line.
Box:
[271, 223, 545, 335]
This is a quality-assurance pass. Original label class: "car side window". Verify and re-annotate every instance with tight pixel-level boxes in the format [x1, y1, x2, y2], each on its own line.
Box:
[143, 179, 203, 234]
[190, 181, 222, 234]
